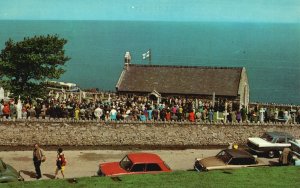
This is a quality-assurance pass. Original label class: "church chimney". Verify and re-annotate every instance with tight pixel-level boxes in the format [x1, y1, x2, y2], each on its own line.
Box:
[124, 51, 131, 70]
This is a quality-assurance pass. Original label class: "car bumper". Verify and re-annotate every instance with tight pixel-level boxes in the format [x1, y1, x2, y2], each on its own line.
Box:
[194, 161, 205, 172]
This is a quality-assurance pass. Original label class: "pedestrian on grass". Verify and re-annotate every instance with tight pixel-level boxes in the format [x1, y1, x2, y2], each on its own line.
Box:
[33, 143, 45, 179]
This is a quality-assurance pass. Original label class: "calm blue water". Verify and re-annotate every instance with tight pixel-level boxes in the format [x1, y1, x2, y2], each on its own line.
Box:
[0, 20, 299, 104]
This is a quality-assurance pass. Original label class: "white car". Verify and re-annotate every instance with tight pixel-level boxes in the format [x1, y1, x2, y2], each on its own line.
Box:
[280, 140, 300, 166]
[247, 132, 294, 158]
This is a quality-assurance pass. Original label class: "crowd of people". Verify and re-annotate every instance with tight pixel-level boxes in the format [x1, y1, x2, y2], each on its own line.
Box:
[1, 93, 300, 124]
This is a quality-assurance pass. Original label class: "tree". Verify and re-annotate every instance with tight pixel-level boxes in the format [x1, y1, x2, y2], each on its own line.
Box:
[0, 35, 70, 99]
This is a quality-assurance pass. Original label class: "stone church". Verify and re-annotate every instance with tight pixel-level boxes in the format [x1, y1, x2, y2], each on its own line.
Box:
[116, 52, 249, 108]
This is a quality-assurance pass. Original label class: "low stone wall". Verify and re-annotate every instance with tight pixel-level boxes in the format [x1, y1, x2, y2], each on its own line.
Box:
[0, 120, 299, 147]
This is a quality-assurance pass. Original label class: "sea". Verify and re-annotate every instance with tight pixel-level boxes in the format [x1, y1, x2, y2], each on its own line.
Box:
[0, 20, 299, 105]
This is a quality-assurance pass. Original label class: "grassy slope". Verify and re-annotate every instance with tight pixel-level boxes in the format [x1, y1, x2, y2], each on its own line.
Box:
[2, 167, 300, 188]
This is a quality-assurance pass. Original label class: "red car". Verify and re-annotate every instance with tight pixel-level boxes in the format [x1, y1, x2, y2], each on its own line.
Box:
[97, 153, 172, 176]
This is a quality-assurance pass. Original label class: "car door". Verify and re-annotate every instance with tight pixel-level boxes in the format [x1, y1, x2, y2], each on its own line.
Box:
[226, 158, 245, 169]
[145, 163, 162, 174]
[130, 163, 146, 175]
[227, 158, 256, 169]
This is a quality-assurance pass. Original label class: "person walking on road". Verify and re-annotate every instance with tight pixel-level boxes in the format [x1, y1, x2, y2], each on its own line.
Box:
[54, 148, 67, 179]
[33, 143, 45, 179]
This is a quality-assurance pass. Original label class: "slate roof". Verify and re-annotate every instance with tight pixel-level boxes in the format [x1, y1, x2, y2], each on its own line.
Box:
[116, 64, 243, 97]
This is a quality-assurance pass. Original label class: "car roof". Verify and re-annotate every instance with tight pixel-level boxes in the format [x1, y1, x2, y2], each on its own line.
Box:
[224, 149, 254, 158]
[265, 132, 294, 138]
[127, 153, 164, 164]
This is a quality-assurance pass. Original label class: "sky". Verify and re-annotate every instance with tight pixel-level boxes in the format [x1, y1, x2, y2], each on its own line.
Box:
[0, 0, 299, 23]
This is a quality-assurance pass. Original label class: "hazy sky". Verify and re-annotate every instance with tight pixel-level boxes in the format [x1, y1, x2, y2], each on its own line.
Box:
[0, 0, 299, 22]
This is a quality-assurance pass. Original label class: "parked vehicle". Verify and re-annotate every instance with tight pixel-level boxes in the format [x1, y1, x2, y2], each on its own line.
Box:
[194, 149, 267, 172]
[247, 132, 294, 158]
[0, 159, 24, 183]
[279, 140, 300, 166]
[45, 80, 80, 92]
[97, 153, 172, 176]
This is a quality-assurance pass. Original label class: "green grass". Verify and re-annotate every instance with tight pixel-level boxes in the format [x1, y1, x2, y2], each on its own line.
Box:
[2, 167, 300, 188]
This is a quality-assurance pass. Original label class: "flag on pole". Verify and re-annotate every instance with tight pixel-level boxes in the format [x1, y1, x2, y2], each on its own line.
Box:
[142, 50, 151, 60]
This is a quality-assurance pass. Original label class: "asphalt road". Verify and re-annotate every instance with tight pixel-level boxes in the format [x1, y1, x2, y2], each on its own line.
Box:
[0, 149, 274, 181]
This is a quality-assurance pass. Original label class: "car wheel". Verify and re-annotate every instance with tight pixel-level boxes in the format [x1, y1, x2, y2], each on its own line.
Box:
[268, 150, 276, 158]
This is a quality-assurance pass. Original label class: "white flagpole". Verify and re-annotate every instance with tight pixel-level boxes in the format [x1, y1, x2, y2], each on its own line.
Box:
[148, 49, 151, 65]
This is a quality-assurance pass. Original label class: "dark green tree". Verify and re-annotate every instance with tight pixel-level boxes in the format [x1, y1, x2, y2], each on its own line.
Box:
[0, 35, 70, 99]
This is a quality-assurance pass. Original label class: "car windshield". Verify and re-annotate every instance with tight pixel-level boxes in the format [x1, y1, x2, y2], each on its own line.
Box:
[261, 133, 274, 142]
[216, 150, 232, 164]
[119, 155, 133, 171]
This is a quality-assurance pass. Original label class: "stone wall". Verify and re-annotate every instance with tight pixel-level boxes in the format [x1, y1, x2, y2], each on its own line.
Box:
[0, 120, 299, 147]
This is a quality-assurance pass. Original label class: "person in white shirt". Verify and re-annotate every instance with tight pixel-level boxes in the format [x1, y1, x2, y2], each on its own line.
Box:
[94, 105, 103, 120]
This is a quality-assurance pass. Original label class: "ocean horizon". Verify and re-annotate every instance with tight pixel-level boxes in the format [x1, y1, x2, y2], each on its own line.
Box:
[0, 20, 299, 104]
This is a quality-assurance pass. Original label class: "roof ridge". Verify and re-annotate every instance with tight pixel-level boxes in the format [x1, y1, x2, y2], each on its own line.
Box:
[129, 64, 243, 69]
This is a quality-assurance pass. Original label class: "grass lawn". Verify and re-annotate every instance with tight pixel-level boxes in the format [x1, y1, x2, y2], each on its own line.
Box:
[2, 166, 300, 188]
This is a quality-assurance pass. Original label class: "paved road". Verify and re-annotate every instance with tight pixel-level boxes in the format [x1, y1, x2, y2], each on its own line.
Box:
[0, 149, 274, 181]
